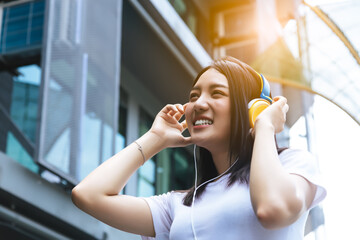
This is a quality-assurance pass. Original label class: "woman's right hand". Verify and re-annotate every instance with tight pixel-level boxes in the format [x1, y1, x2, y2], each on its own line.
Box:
[149, 103, 192, 148]
[252, 96, 289, 136]
[72, 103, 191, 238]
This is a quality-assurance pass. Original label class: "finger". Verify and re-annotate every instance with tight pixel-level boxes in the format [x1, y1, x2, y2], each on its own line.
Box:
[161, 113, 178, 124]
[183, 103, 189, 111]
[250, 128, 255, 138]
[274, 97, 287, 107]
[167, 104, 185, 117]
[175, 104, 184, 114]
[273, 96, 287, 103]
[163, 104, 178, 114]
[273, 96, 285, 101]
[284, 104, 289, 121]
[284, 103, 289, 113]
[180, 119, 188, 131]
[167, 110, 176, 117]
[167, 109, 179, 117]
[173, 111, 183, 121]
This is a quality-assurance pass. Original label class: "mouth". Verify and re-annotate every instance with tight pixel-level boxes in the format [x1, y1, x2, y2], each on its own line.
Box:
[193, 119, 213, 126]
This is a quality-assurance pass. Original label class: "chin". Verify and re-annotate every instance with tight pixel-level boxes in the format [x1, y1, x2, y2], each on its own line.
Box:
[191, 137, 211, 149]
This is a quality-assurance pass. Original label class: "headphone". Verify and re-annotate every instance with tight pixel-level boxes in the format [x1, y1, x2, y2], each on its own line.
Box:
[248, 73, 273, 128]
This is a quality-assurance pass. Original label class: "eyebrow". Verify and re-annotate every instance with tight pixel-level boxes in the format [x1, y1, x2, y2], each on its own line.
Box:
[191, 83, 228, 91]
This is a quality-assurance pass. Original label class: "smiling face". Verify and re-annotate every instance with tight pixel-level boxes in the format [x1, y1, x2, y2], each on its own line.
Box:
[185, 68, 232, 151]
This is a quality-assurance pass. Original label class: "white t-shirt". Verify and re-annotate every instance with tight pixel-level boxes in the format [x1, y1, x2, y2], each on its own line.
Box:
[141, 149, 327, 240]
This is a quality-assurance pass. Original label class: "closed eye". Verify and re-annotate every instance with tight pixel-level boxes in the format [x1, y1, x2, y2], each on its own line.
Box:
[212, 90, 227, 97]
[189, 92, 199, 101]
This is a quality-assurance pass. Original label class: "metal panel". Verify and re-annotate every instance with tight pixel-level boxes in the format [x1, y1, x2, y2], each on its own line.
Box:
[36, 0, 122, 184]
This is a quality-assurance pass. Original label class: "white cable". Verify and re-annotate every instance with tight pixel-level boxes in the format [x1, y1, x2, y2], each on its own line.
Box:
[191, 145, 198, 240]
[190, 145, 239, 240]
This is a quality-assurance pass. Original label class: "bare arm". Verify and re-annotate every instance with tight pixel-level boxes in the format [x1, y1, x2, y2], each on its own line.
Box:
[249, 96, 316, 229]
[71, 104, 191, 236]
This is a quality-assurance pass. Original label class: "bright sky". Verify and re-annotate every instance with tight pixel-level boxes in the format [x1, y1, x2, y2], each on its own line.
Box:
[290, 94, 360, 240]
[300, 0, 360, 239]
[305, 0, 349, 5]
[312, 95, 360, 240]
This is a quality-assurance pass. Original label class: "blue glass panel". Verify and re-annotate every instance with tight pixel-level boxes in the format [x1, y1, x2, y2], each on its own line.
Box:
[138, 178, 156, 197]
[31, 15, 44, 28]
[30, 28, 43, 44]
[11, 65, 41, 143]
[11, 83, 25, 100]
[6, 18, 28, 32]
[4, 32, 27, 51]
[33, 1, 45, 13]
[16, 65, 41, 86]
[8, 4, 30, 19]
[6, 132, 39, 173]
[2, 8, 8, 21]
[29, 86, 40, 100]
[0, 0, 45, 54]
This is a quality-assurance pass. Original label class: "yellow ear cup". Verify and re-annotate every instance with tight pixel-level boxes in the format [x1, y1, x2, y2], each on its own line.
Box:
[248, 99, 271, 128]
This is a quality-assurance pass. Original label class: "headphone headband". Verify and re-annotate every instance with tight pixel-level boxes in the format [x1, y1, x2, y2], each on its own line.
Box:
[257, 73, 272, 103]
[248, 72, 273, 128]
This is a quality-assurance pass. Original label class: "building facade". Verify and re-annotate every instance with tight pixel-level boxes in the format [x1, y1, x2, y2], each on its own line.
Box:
[0, 0, 325, 239]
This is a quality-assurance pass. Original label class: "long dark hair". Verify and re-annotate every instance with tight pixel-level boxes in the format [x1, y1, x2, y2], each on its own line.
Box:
[183, 56, 284, 206]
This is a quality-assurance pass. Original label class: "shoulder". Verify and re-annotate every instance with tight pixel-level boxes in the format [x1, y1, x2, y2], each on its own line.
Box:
[279, 148, 316, 168]
[147, 191, 185, 200]
[279, 148, 314, 159]
[278, 148, 322, 182]
[279, 148, 327, 209]
[144, 191, 186, 208]
[142, 191, 186, 222]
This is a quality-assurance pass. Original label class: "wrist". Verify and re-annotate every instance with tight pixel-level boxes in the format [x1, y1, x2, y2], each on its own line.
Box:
[254, 119, 275, 135]
[136, 131, 166, 160]
[146, 130, 166, 148]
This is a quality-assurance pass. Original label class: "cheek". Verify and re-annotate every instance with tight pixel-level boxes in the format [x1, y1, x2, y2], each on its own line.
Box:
[184, 107, 192, 125]
[215, 100, 231, 114]
[216, 101, 231, 127]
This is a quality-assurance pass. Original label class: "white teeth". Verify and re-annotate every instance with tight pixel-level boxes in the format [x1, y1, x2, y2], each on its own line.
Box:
[194, 119, 213, 126]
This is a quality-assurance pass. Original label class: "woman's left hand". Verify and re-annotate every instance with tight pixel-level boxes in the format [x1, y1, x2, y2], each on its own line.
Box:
[249, 96, 316, 229]
[252, 96, 289, 135]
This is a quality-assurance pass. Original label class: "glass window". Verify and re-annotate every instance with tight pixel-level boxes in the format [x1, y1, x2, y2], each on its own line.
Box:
[0, 64, 41, 173]
[36, 0, 121, 185]
[0, 0, 45, 54]
[113, 88, 128, 195]
[116, 88, 128, 153]
[171, 147, 194, 191]
[138, 108, 156, 197]
[167, 0, 211, 53]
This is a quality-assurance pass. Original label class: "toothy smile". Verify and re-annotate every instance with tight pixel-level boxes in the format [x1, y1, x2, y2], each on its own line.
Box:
[194, 119, 213, 126]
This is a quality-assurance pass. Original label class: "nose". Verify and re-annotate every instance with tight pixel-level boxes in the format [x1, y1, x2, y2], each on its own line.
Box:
[194, 94, 209, 112]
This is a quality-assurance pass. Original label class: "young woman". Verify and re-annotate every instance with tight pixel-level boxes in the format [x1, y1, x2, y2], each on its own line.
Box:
[72, 57, 326, 239]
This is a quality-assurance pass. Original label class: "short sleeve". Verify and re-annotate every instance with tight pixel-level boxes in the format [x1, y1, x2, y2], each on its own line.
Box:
[141, 192, 173, 240]
[279, 148, 327, 209]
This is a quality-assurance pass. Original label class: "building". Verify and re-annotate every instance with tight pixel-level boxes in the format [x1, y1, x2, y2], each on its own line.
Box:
[2, 0, 358, 239]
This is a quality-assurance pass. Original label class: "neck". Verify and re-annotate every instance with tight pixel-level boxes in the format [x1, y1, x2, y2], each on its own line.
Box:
[210, 149, 232, 175]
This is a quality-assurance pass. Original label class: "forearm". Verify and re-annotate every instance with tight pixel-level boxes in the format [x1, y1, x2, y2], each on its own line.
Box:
[249, 122, 302, 227]
[70, 104, 190, 236]
[72, 131, 164, 199]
